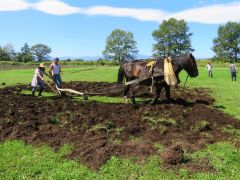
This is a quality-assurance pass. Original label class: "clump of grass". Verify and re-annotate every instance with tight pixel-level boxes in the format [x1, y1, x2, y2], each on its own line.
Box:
[159, 118, 177, 127]
[142, 116, 177, 128]
[115, 127, 123, 136]
[191, 120, 211, 133]
[112, 139, 122, 145]
[130, 136, 142, 143]
[105, 121, 115, 129]
[88, 124, 107, 132]
[221, 125, 240, 138]
[159, 125, 168, 135]
[48, 117, 60, 124]
[154, 143, 165, 152]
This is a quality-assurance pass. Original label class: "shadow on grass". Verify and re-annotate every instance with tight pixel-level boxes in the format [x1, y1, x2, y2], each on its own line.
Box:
[213, 105, 226, 109]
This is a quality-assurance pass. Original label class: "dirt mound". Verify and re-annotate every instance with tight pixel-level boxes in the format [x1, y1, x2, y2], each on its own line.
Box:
[161, 145, 185, 165]
[0, 81, 239, 171]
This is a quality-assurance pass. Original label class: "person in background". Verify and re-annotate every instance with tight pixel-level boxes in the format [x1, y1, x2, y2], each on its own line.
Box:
[31, 63, 45, 96]
[229, 62, 237, 81]
[49, 57, 62, 88]
[206, 61, 213, 78]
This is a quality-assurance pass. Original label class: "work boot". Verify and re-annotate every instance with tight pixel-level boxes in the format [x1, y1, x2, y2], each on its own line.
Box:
[38, 90, 43, 97]
[32, 90, 35, 97]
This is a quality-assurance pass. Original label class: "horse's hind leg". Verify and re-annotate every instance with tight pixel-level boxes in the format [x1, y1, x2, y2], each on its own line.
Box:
[150, 85, 162, 105]
[125, 85, 135, 104]
[123, 85, 130, 102]
[129, 89, 136, 104]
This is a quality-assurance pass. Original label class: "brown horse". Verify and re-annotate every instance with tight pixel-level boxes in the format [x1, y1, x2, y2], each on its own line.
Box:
[117, 53, 198, 104]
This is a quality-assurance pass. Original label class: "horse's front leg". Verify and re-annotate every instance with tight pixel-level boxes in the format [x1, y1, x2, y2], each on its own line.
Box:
[175, 74, 180, 89]
[150, 85, 163, 105]
[164, 85, 172, 103]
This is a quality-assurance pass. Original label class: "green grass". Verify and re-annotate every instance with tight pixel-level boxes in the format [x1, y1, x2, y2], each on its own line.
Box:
[0, 140, 95, 179]
[0, 66, 118, 87]
[185, 66, 240, 119]
[191, 142, 240, 179]
[0, 140, 176, 179]
[1, 140, 239, 179]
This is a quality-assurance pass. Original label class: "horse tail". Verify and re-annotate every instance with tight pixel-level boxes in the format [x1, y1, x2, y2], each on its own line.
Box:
[117, 65, 125, 84]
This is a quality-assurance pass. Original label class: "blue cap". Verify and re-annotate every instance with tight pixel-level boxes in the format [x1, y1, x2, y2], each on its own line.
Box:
[53, 57, 59, 61]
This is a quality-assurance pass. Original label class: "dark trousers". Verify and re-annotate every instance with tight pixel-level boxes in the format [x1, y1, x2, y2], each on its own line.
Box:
[53, 74, 62, 88]
[32, 80, 45, 96]
[231, 72, 237, 81]
[208, 70, 213, 78]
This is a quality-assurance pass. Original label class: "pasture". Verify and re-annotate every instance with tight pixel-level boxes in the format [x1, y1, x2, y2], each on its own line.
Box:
[0, 64, 240, 179]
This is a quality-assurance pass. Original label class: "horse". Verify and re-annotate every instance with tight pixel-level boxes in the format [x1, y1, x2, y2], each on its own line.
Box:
[117, 53, 198, 104]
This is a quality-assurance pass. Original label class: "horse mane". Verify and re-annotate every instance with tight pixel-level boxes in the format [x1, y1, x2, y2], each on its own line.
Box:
[131, 60, 144, 63]
[171, 53, 194, 67]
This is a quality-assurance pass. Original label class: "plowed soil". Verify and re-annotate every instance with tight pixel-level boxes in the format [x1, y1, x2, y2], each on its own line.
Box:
[0, 81, 239, 171]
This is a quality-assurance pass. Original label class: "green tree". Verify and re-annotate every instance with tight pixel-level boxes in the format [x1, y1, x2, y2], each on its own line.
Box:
[212, 22, 240, 62]
[103, 29, 138, 63]
[152, 18, 194, 57]
[31, 43, 51, 61]
[0, 43, 16, 61]
[0, 47, 11, 61]
[16, 43, 33, 62]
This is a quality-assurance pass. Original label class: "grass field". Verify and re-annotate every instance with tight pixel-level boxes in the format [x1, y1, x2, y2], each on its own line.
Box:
[0, 64, 240, 179]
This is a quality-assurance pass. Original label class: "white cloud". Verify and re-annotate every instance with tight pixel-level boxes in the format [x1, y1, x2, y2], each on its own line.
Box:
[33, 0, 79, 15]
[0, 0, 30, 11]
[79, 6, 167, 23]
[0, 0, 239, 24]
[168, 2, 240, 24]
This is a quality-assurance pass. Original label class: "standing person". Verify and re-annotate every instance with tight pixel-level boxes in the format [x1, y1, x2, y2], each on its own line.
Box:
[31, 63, 45, 96]
[229, 62, 237, 81]
[206, 61, 213, 78]
[49, 57, 62, 88]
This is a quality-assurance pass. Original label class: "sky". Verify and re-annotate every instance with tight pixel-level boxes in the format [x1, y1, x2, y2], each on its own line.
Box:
[0, 0, 239, 59]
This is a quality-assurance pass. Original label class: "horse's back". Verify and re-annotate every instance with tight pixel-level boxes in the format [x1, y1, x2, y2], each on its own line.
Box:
[122, 60, 148, 78]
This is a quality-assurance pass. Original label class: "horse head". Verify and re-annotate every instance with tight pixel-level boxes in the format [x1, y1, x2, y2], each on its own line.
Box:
[182, 53, 198, 77]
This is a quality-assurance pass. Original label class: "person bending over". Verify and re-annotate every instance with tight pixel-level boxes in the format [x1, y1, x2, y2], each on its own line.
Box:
[31, 63, 45, 96]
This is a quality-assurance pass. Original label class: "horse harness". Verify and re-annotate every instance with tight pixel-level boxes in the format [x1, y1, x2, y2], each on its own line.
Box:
[146, 60, 158, 92]
[146, 57, 177, 92]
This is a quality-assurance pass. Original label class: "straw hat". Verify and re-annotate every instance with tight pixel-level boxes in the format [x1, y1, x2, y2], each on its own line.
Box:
[38, 63, 45, 68]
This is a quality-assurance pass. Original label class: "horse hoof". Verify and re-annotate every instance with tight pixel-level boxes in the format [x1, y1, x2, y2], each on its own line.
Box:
[83, 95, 89, 100]
[150, 101, 156, 105]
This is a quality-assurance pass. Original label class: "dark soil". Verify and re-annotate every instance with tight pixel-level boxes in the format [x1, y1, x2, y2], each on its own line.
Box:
[0, 81, 240, 171]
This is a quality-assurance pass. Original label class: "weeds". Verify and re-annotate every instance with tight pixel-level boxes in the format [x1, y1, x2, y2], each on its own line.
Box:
[191, 120, 211, 133]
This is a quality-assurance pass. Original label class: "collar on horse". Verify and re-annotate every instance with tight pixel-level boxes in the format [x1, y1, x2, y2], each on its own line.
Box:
[164, 57, 177, 86]
[146, 60, 157, 75]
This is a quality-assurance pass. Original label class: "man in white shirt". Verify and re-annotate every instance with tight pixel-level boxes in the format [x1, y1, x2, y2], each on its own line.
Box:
[229, 62, 237, 81]
[206, 62, 213, 78]
[49, 57, 62, 88]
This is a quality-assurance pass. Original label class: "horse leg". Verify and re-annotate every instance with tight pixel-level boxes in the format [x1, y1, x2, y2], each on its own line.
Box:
[164, 85, 172, 103]
[128, 85, 136, 104]
[124, 85, 130, 102]
[150, 85, 162, 105]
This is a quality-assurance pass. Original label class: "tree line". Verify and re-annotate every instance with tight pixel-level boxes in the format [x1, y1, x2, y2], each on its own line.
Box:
[1, 18, 239, 62]
[0, 43, 51, 62]
[103, 18, 240, 62]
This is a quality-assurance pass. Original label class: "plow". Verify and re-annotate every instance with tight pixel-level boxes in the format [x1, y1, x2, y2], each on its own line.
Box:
[43, 72, 104, 99]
